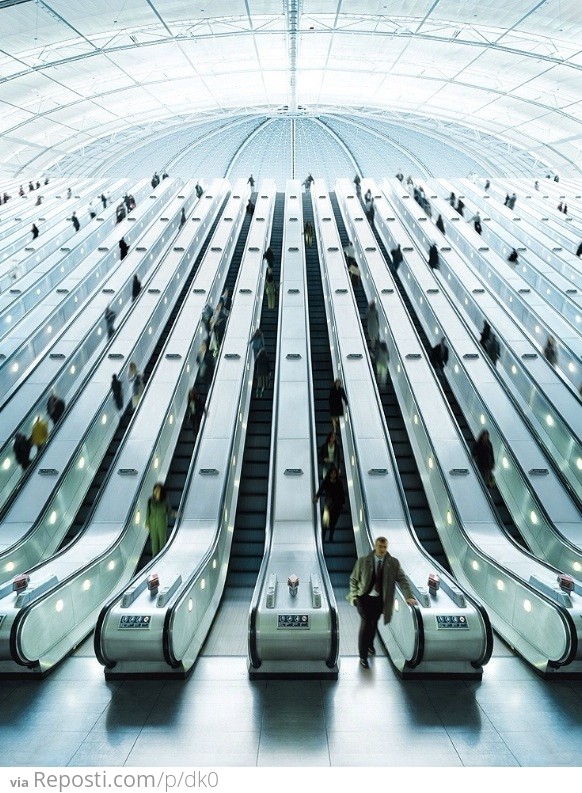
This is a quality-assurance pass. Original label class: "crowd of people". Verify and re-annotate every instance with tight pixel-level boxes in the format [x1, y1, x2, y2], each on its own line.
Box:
[15, 181, 138, 247]
[12, 392, 65, 471]
[311, 378, 349, 543]
[248, 326, 271, 397]
[150, 171, 169, 190]
[116, 192, 136, 224]
[6, 169, 576, 584]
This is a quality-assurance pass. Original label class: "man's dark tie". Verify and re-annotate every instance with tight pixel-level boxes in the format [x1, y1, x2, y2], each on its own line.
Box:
[374, 559, 383, 596]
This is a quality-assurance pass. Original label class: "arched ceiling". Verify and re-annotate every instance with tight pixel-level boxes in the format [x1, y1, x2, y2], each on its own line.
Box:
[1, 0, 581, 177]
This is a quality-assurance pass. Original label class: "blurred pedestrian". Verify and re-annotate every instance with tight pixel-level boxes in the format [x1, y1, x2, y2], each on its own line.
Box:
[128, 362, 144, 410]
[119, 237, 129, 260]
[367, 300, 379, 350]
[390, 244, 403, 272]
[484, 332, 500, 367]
[218, 288, 231, 315]
[263, 246, 274, 269]
[471, 212, 482, 235]
[209, 304, 227, 354]
[254, 348, 271, 397]
[13, 433, 32, 471]
[473, 430, 495, 487]
[479, 320, 491, 349]
[132, 274, 142, 302]
[145, 482, 174, 556]
[249, 328, 265, 359]
[111, 374, 123, 411]
[46, 393, 65, 425]
[318, 431, 342, 478]
[265, 267, 276, 310]
[329, 378, 348, 433]
[313, 465, 345, 543]
[186, 386, 207, 436]
[430, 337, 449, 374]
[344, 240, 356, 267]
[104, 305, 116, 339]
[543, 335, 558, 366]
[30, 416, 48, 449]
[375, 340, 389, 387]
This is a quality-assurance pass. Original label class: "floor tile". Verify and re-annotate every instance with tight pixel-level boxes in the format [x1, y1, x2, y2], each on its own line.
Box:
[0, 624, 577, 768]
[1, 731, 91, 767]
[446, 732, 519, 766]
[495, 730, 581, 766]
[67, 744, 135, 767]
[126, 730, 260, 765]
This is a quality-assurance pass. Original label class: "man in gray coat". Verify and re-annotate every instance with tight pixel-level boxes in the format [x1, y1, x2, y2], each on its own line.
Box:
[347, 536, 417, 668]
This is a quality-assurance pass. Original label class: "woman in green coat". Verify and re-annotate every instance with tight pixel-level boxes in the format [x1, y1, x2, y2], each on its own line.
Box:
[145, 482, 174, 556]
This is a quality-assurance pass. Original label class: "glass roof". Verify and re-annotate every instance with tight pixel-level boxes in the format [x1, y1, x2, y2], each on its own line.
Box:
[0, 1, 580, 177]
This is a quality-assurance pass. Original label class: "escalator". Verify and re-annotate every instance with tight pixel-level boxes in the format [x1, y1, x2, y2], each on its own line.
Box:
[357, 197, 524, 552]
[304, 193, 358, 587]
[61, 195, 231, 561]
[329, 192, 451, 569]
[144, 200, 255, 567]
[226, 192, 285, 587]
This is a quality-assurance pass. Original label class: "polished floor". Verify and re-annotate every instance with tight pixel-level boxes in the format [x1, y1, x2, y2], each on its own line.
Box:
[0, 589, 580, 770]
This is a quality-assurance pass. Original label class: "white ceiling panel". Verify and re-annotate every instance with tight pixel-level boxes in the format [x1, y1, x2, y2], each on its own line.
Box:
[0, 1, 579, 177]
[0, 5, 70, 53]
[0, 101, 35, 129]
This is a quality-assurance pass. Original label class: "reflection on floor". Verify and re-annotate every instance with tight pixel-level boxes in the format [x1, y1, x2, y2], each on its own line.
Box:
[0, 589, 580, 768]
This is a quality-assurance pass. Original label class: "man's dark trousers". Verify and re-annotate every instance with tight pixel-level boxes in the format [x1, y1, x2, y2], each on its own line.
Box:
[355, 594, 383, 658]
